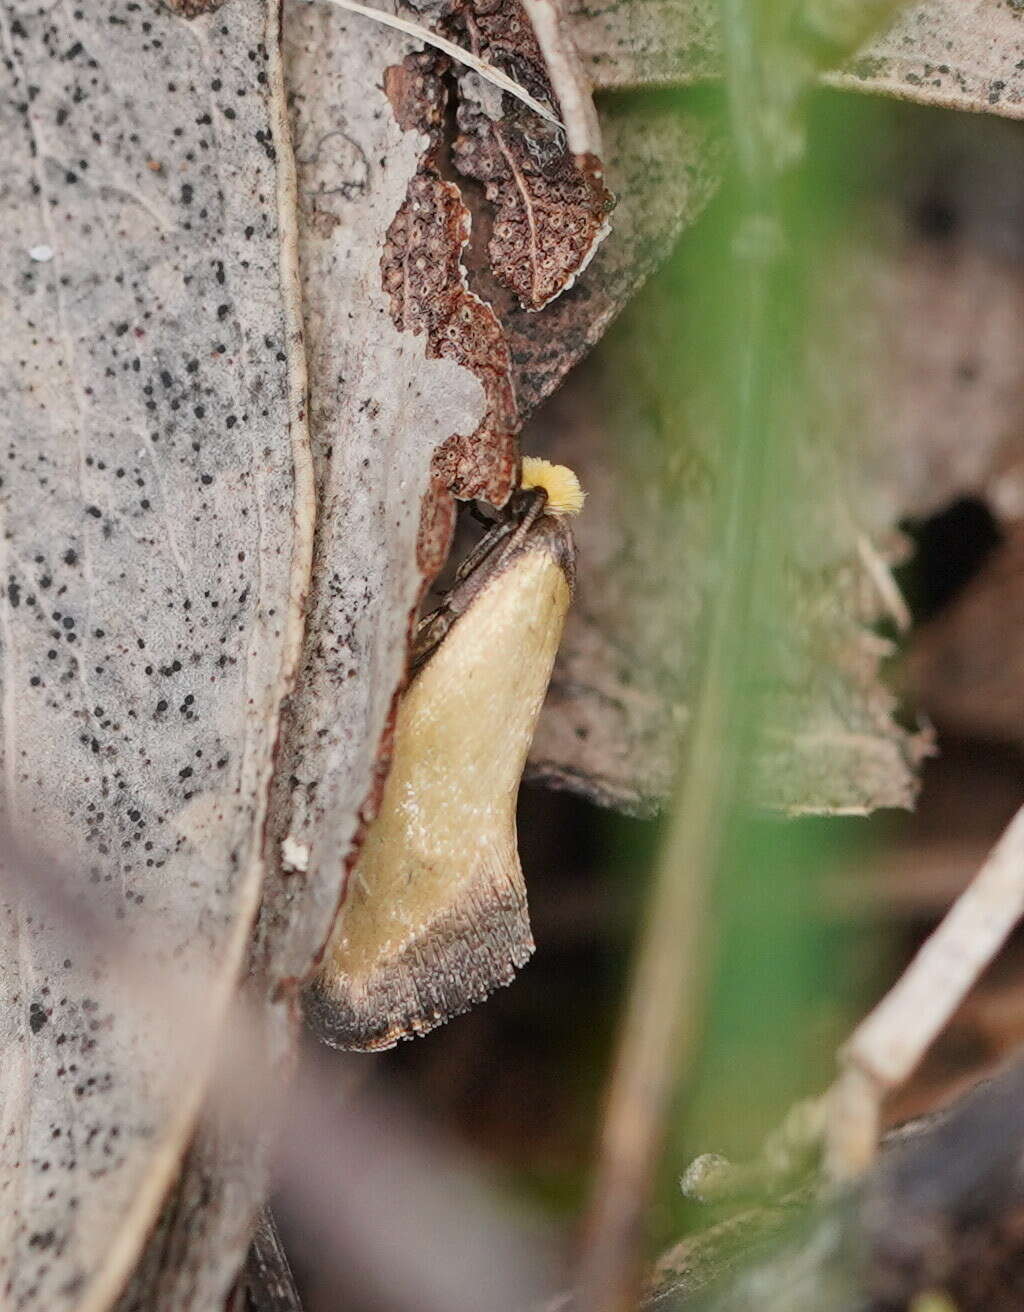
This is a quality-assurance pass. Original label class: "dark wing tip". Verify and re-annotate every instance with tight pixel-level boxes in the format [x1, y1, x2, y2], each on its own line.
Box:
[304, 853, 535, 1051]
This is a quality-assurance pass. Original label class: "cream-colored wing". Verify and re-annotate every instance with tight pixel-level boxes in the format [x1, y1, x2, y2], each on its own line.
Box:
[308, 525, 572, 1050]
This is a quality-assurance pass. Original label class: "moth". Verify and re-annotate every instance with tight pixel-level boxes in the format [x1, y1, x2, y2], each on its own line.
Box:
[306, 458, 584, 1050]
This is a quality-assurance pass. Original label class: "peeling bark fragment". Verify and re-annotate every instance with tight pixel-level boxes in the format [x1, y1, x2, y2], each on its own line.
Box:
[382, 168, 518, 501]
[382, 53, 518, 503]
[451, 0, 613, 310]
[383, 51, 448, 132]
[564, 0, 717, 91]
[416, 474, 458, 576]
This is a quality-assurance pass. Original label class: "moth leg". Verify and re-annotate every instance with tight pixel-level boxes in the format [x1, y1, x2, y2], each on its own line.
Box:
[453, 515, 518, 584]
[456, 486, 548, 583]
[414, 488, 549, 670]
[500, 486, 548, 559]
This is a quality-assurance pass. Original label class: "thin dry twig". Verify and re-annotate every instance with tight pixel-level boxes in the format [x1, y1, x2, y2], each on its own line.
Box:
[856, 534, 912, 635]
[520, 0, 602, 154]
[576, 736, 723, 1310]
[826, 797, 1024, 1179]
[303, 0, 565, 127]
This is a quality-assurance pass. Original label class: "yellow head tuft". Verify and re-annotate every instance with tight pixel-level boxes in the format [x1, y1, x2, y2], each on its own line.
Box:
[520, 457, 585, 517]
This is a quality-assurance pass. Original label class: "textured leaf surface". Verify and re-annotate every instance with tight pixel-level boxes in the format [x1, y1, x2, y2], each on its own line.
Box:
[0, 0, 310, 1308]
[527, 344, 927, 816]
[568, 0, 1024, 121]
[527, 113, 985, 814]
[118, 5, 503, 1304]
[503, 94, 721, 417]
[528, 101, 1024, 815]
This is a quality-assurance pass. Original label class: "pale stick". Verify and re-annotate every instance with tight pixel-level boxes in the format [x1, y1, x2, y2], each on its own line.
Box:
[826, 799, 1024, 1179]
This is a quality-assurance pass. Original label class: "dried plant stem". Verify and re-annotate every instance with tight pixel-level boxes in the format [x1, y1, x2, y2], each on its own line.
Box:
[826, 797, 1024, 1179]
[576, 19, 785, 1309]
[575, 663, 752, 1311]
[519, 0, 601, 154]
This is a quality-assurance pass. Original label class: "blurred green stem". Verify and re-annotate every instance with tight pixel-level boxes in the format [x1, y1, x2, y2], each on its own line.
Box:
[575, 3, 789, 1308]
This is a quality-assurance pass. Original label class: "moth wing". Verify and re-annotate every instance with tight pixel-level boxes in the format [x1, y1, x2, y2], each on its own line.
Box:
[307, 532, 571, 1050]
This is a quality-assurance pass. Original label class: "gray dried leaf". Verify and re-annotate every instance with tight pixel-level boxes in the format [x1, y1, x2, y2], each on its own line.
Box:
[113, 996, 290, 1312]
[826, 0, 1024, 118]
[114, 4, 497, 1306]
[528, 100, 1024, 816]
[566, 0, 717, 90]
[525, 358, 930, 817]
[860, 111, 1024, 524]
[0, 0, 311, 1308]
[568, 0, 1024, 121]
[526, 178, 952, 815]
[875, 113, 1024, 752]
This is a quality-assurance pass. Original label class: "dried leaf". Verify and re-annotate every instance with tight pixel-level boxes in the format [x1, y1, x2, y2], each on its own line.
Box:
[859, 110, 1024, 524]
[526, 159, 957, 814]
[503, 94, 721, 417]
[112, 3, 499, 1304]
[566, 0, 717, 90]
[568, 0, 1024, 122]
[451, 0, 613, 311]
[525, 354, 929, 816]
[827, 0, 1024, 118]
[0, 0, 310, 1307]
[524, 97, 1024, 816]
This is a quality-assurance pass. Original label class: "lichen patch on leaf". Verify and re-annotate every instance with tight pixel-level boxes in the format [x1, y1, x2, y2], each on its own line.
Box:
[381, 52, 518, 505]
